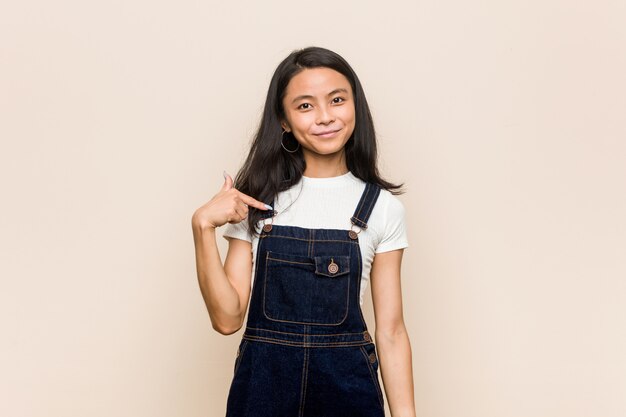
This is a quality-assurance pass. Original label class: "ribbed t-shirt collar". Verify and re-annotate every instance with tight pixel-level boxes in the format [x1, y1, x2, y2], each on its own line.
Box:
[300, 171, 359, 187]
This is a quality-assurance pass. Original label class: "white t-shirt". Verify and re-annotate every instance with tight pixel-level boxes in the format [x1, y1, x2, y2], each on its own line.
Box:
[221, 171, 409, 306]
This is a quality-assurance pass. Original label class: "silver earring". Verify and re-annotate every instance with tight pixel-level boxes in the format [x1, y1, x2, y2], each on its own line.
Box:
[281, 130, 300, 153]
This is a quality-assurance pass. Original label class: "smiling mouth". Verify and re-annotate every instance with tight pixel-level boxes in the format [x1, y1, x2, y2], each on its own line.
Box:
[314, 128, 342, 138]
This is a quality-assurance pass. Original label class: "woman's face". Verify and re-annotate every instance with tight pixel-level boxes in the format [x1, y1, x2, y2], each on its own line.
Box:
[281, 67, 356, 163]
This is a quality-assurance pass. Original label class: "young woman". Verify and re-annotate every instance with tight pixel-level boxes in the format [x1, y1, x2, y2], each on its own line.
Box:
[192, 47, 415, 417]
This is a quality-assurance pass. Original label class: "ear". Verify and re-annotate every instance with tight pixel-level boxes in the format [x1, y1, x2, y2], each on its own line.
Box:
[280, 120, 291, 133]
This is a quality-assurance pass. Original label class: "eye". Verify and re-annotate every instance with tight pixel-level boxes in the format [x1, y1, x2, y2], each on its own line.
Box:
[298, 103, 312, 110]
[331, 97, 345, 104]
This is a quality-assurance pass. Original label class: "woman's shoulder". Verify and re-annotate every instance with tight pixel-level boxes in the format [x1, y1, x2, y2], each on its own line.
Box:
[372, 187, 406, 218]
[369, 188, 409, 252]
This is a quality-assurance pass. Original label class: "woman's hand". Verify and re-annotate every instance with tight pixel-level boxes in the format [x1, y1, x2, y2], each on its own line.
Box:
[191, 171, 266, 334]
[191, 171, 271, 230]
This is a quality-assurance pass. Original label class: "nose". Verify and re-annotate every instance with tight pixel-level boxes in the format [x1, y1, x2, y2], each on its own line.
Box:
[315, 104, 335, 125]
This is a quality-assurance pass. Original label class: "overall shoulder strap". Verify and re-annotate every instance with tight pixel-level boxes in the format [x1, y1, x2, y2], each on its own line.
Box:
[350, 183, 382, 229]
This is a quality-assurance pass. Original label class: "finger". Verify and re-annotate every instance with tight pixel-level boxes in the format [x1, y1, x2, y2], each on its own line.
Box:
[233, 205, 247, 221]
[221, 171, 234, 191]
[223, 205, 246, 224]
[232, 200, 249, 220]
[238, 192, 273, 211]
[238, 202, 250, 218]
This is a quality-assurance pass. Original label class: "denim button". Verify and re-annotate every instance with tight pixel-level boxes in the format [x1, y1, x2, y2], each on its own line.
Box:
[348, 230, 358, 240]
[328, 258, 339, 274]
[262, 224, 272, 233]
[314, 255, 350, 278]
[363, 331, 372, 342]
[369, 353, 376, 363]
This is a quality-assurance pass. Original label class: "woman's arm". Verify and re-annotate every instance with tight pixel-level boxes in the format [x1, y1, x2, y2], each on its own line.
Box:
[191, 172, 269, 335]
[192, 228, 252, 335]
[370, 248, 416, 417]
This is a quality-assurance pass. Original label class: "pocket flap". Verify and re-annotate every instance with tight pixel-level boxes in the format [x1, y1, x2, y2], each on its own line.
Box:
[314, 255, 350, 278]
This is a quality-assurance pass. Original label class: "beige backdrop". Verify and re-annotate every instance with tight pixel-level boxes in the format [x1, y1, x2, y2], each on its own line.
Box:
[1, 0, 625, 416]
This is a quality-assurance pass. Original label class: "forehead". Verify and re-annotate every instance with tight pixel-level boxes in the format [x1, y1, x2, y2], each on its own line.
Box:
[284, 67, 352, 97]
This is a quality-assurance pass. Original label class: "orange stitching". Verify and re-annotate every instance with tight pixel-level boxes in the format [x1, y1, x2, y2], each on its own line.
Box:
[353, 183, 372, 220]
[351, 184, 382, 231]
[245, 327, 371, 338]
[262, 235, 358, 244]
[262, 251, 271, 322]
[263, 311, 348, 327]
[262, 253, 351, 326]
[359, 184, 374, 218]
[241, 335, 371, 348]
[298, 346, 309, 417]
[266, 250, 315, 264]
[267, 257, 314, 266]
[360, 186, 381, 228]
[359, 346, 384, 410]
[314, 255, 350, 277]
[355, 242, 369, 329]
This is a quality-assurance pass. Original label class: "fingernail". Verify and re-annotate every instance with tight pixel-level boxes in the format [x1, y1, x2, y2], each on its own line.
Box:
[264, 204, 273, 210]
[223, 170, 228, 179]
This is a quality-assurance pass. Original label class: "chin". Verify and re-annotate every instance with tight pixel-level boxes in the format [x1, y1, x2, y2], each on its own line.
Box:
[312, 144, 346, 156]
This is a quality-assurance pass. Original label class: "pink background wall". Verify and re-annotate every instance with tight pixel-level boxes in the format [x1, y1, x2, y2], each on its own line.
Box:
[1, 1, 625, 416]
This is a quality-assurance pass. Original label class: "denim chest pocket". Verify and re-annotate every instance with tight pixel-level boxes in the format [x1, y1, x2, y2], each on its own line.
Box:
[263, 251, 351, 325]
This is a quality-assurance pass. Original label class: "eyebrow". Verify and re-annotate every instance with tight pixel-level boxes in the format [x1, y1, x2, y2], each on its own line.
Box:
[291, 88, 349, 104]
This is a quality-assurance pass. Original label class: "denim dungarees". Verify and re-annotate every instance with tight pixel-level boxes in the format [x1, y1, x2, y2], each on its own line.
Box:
[226, 183, 385, 417]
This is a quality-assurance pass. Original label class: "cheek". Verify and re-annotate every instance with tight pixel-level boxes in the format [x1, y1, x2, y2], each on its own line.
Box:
[338, 104, 356, 122]
[292, 115, 318, 133]
[341, 107, 356, 135]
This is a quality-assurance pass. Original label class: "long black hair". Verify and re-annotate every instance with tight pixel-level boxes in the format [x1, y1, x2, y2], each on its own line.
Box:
[234, 46, 404, 236]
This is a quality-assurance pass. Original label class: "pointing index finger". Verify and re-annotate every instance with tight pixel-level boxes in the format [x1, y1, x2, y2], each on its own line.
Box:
[239, 192, 273, 211]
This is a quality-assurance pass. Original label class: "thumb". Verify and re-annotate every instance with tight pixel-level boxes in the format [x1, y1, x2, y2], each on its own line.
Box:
[221, 170, 234, 191]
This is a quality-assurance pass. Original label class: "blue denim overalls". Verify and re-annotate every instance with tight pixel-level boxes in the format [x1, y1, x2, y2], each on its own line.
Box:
[226, 182, 385, 417]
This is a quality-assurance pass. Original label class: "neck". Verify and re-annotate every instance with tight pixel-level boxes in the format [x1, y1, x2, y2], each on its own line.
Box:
[302, 151, 348, 178]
